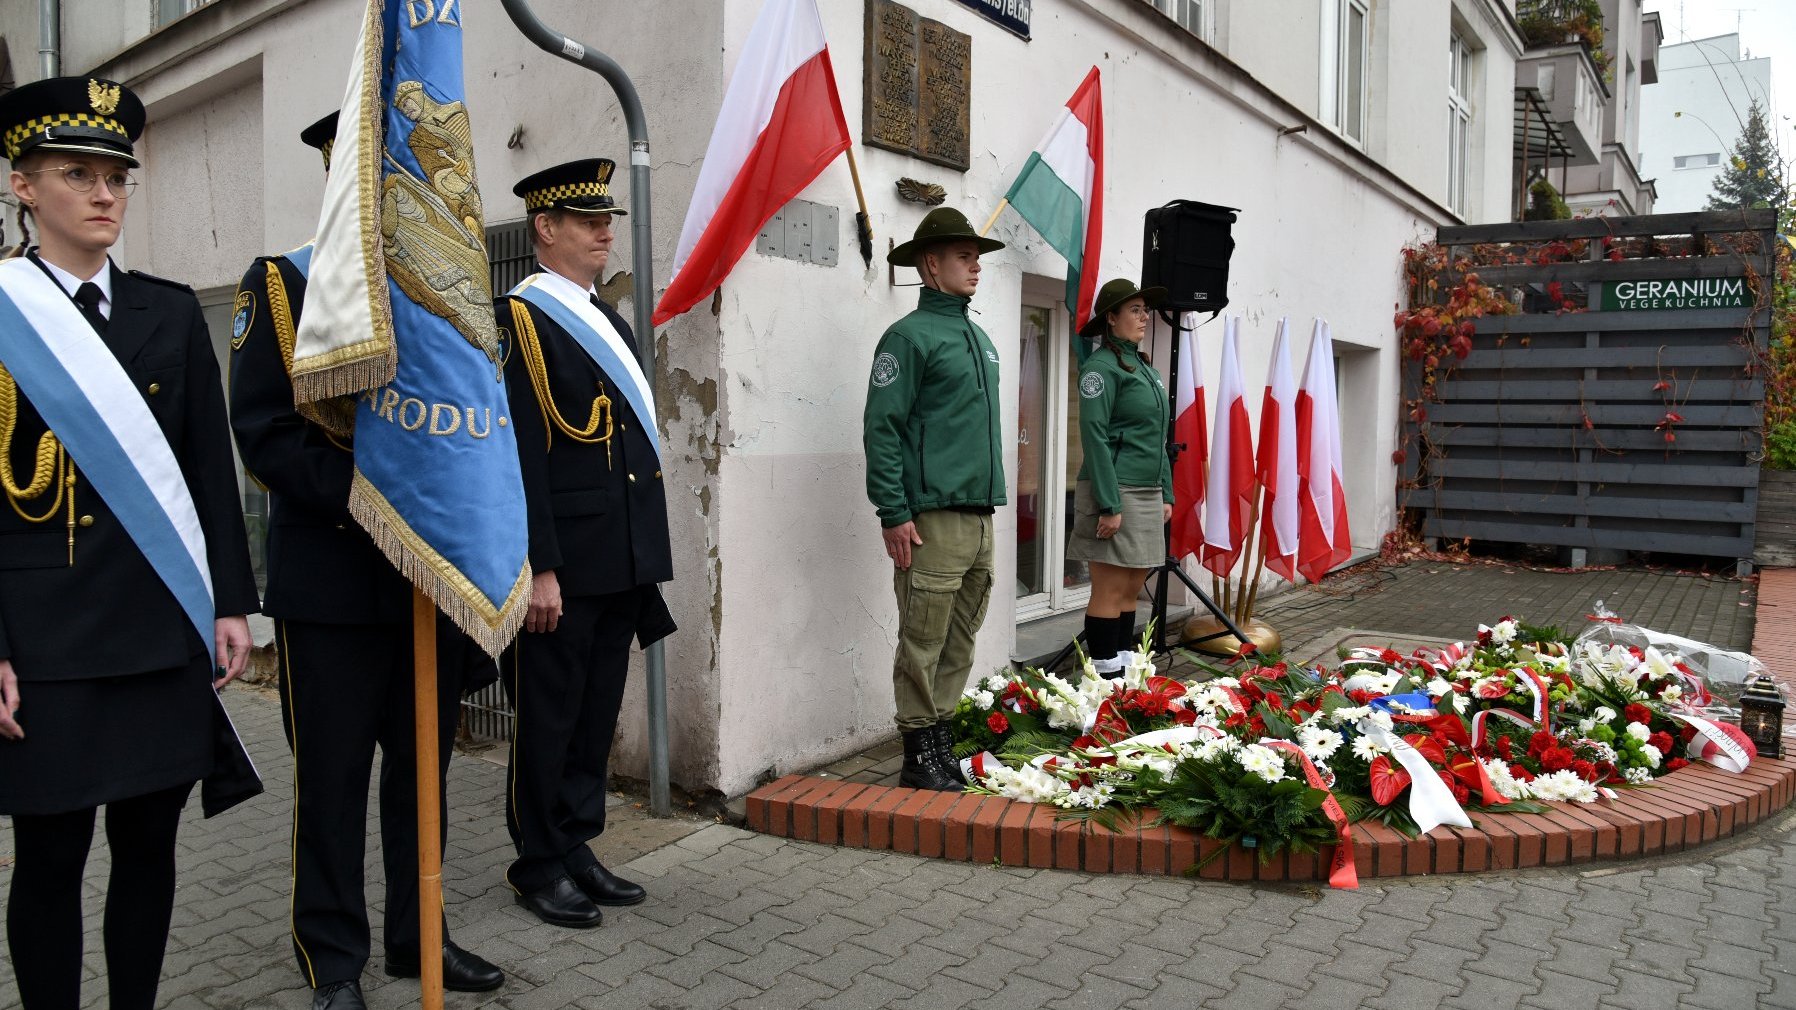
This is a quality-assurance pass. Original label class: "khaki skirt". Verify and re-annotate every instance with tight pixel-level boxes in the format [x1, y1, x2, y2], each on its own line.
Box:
[1066, 481, 1165, 569]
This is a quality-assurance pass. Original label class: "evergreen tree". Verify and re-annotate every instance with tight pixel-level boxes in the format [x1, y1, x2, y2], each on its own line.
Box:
[1706, 99, 1788, 211]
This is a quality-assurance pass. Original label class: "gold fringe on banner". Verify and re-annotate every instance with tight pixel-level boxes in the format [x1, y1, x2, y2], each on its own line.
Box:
[347, 471, 530, 658]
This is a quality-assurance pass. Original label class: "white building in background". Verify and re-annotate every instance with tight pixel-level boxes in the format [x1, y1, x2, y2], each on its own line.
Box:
[0, 0, 1525, 798]
[1640, 33, 1775, 212]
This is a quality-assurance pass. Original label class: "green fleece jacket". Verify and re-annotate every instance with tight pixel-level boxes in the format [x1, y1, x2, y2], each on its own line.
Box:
[1076, 339, 1174, 514]
[862, 287, 1007, 527]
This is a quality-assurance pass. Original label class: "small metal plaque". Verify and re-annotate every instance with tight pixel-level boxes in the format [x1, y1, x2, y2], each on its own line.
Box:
[863, 0, 971, 172]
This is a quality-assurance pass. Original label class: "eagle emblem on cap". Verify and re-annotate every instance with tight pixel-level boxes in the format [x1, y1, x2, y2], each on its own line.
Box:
[87, 80, 122, 116]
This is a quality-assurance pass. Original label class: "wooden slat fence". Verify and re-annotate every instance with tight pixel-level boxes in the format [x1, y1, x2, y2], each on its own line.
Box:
[1402, 209, 1777, 570]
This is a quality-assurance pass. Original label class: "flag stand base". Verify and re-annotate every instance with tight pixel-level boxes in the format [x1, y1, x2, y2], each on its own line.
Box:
[1037, 308, 1247, 674]
[1180, 614, 1283, 657]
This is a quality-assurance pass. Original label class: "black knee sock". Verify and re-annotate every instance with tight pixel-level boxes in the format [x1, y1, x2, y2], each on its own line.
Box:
[1115, 612, 1138, 654]
[9, 805, 97, 1010]
[1083, 613, 1118, 663]
[102, 783, 192, 1010]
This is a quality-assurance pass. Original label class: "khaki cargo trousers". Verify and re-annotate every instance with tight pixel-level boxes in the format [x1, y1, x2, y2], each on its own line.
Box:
[891, 509, 994, 731]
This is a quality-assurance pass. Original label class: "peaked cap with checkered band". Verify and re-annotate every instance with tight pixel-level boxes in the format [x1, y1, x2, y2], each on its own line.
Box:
[512, 158, 627, 216]
[0, 76, 146, 168]
[300, 112, 338, 173]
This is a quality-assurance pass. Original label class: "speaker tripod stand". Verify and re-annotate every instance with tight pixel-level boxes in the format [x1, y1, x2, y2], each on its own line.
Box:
[1040, 310, 1245, 674]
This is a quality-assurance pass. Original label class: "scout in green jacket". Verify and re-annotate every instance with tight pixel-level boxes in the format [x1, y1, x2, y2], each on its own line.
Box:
[863, 208, 1006, 792]
[1067, 279, 1174, 675]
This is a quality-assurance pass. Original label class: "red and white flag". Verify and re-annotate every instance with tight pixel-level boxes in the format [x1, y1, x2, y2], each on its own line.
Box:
[1257, 318, 1299, 581]
[1169, 312, 1207, 561]
[652, 0, 852, 326]
[1297, 320, 1352, 583]
[1201, 317, 1254, 578]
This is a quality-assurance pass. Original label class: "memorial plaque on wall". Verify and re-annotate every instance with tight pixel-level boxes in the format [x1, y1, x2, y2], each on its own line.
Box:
[864, 0, 972, 172]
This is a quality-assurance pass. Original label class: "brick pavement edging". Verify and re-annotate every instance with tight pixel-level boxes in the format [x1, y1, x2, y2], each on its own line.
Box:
[745, 567, 1796, 881]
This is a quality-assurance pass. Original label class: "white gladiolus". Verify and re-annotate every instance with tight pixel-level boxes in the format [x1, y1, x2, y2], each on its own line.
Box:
[1662, 684, 1682, 702]
[980, 762, 1067, 804]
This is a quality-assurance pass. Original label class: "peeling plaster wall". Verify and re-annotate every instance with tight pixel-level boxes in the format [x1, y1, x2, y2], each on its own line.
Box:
[706, 0, 1452, 797]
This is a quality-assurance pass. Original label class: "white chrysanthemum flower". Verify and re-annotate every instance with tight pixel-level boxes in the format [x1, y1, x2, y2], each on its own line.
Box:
[1237, 744, 1287, 784]
[983, 674, 1010, 693]
[1624, 766, 1654, 784]
[1368, 711, 1395, 733]
[971, 690, 995, 710]
[1529, 769, 1598, 803]
[1298, 725, 1343, 761]
[1193, 736, 1240, 762]
[1626, 722, 1651, 742]
[1480, 757, 1530, 800]
[1328, 704, 1372, 726]
[1491, 618, 1519, 644]
[1425, 679, 1453, 698]
[1640, 743, 1662, 768]
[1351, 735, 1384, 762]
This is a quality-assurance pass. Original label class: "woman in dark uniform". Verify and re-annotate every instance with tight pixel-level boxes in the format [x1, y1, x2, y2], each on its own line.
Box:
[0, 78, 257, 1009]
[1066, 279, 1173, 676]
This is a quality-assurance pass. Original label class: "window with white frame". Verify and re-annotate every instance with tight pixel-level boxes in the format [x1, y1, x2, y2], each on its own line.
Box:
[156, 0, 214, 26]
[1320, 0, 1370, 144]
[1144, 0, 1211, 40]
[1447, 31, 1473, 216]
[1673, 153, 1721, 170]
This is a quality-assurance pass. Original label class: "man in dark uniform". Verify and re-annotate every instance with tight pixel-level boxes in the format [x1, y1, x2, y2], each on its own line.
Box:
[0, 77, 257, 1009]
[496, 158, 675, 928]
[227, 113, 504, 1010]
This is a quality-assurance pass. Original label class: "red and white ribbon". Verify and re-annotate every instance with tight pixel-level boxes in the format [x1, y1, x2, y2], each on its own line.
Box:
[1668, 712, 1755, 773]
[1361, 721, 1472, 834]
[1258, 739, 1358, 889]
[1471, 708, 1536, 750]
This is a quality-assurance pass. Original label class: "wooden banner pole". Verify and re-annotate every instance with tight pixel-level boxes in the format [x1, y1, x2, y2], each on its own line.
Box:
[412, 588, 444, 1008]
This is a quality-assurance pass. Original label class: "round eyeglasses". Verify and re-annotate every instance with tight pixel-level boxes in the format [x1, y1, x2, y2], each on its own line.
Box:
[23, 163, 138, 199]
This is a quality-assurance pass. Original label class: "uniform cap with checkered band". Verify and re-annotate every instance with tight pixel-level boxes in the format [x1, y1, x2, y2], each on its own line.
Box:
[299, 111, 338, 173]
[512, 158, 627, 216]
[0, 76, 146, 168]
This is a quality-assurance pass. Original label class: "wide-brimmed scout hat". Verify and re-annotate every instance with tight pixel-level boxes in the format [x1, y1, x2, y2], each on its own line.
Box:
[1079, 278, 1167, 338]
[0, 76, 146, 167]
[513, 158, 627, 216]
[887, 207, 1004, 267]
[300, 112, 339, 173]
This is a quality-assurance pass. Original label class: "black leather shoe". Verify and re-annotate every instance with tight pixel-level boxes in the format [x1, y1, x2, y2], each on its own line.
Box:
[514, 875, 604, 928]
[384, 940, 505, 992]
[312, 980, 366, 1010]
[571, 862, 646, 906]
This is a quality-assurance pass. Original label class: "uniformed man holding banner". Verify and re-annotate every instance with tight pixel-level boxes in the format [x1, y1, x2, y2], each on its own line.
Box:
[0, 76, 258, 1009]
[496, 158, 675, 928]
[229, 113, 506, 1007]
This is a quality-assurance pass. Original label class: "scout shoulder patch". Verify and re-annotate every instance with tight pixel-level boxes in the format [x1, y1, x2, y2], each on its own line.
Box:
[871, 351, 900, 388]
[1080, 371, 1105, 399]
[230, 289, 255, 350]
[985, 348, 999, 363]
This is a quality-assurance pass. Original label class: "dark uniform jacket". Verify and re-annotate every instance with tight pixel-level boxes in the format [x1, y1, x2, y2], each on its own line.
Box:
[228, 252, 412, 626]
[497, 282, 675, 641]
[0, 259, 258, 680]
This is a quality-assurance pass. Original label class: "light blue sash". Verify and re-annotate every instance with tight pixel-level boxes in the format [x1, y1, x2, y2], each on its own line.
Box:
[513, 282, 660, 461]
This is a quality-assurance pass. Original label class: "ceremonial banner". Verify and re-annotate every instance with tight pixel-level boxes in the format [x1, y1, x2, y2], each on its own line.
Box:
[655, 0, 853, 326]
[1296, 320, 1350, 583]
[1201, 317, 1253, 578]
[294, 0, 529, 656]
[1001, 66, 1104, 354]
[1256, 318, 1298, 581]
[1168, 312, 1207, 561]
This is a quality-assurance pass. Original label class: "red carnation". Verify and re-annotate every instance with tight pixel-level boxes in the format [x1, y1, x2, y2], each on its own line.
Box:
[1528, 731, 1556, 758]
[1512, 767, 1535, 783]
[1666, 757, 1691, 772]
[1540, 747, 1575, 773]
[1348, 689, 1378, 705]
[1380, 649, 1404, 665]
[1624, 704, 1653, 725]
[1649, 731, 1673, 753]
[986, 711, 1010, 734]
[1495, 737, 1515, 760]
[1570, 759, 1598, 782]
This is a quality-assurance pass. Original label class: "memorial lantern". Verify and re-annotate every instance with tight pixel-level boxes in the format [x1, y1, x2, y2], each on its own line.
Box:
[1738, 674, 1786, 760]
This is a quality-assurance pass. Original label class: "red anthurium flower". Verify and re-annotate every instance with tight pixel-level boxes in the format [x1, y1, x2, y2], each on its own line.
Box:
[987, 711, 1010, 734]
[1369, 756, 1412, 806]
[1403, 733, 1448, 766]
[1173, 707, 1197, 727]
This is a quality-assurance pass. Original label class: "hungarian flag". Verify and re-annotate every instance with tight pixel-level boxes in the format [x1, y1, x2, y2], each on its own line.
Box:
[653, 0, 851, 326]
[1201, 317, 1254, 578]
[1257, 319, 1299, 581]
[1001, 67, 1104, 355]
[292, 0, 528, 656]
[1168, 312, 1207, 561]
[1297, 320, 1352, 583]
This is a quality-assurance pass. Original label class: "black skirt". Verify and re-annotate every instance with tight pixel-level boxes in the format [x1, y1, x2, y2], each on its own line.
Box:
[0, 654, 215, 816]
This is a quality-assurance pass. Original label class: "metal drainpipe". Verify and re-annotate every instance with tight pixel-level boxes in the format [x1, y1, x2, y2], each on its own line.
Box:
[498, 0, 672, 819]
[39, 0, 61, 77]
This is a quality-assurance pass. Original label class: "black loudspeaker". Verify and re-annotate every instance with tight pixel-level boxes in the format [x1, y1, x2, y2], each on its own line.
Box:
[1141, 200, 1239, 313]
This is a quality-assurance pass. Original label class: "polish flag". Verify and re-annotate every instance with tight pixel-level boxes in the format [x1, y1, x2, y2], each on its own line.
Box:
[653, 0, 851, 326]
[1201, 317, 1255, 578]
[1297, 320, 1352, 583]
[1169, 312, 1207, 561]
[1257, 319, 1300, 581]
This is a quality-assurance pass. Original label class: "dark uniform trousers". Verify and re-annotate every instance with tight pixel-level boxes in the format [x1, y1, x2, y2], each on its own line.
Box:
[229, 253, 495, 987]
[2, 260, 257, 1010]
[496, 287, 674, 893]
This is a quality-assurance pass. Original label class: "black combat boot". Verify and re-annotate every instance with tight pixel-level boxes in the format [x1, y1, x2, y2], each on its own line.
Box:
[932, 721, 967, 784]
[899, 727, 963, 791]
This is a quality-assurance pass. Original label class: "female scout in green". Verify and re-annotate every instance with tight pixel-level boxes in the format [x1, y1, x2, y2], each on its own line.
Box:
[1067, 279, 1174, 675]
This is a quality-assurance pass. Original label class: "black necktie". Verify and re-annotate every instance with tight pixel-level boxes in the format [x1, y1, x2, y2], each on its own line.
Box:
[590, 294, 605, 313]
[73, 282, 108, 334]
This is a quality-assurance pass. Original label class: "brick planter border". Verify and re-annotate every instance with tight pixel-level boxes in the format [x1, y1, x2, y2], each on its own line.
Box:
[745, 569, 1796, 881]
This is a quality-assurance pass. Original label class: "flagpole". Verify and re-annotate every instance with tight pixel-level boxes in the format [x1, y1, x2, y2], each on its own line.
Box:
[411, 588, 445, 1008]
[1234, 493, 1262, 625]
[500, 0, 673, 818]
[845, 146, 873, 266]
[978, 198, 1009, 238]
